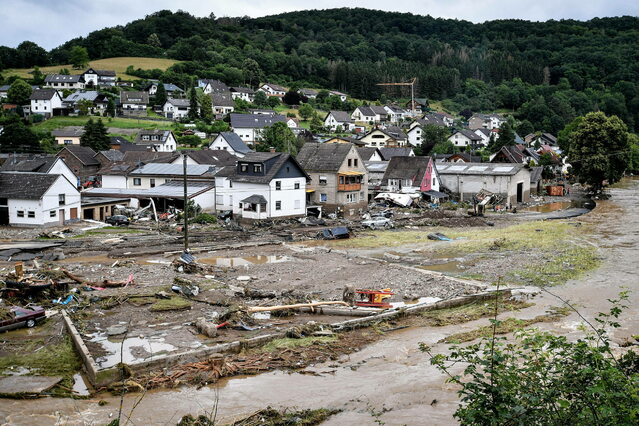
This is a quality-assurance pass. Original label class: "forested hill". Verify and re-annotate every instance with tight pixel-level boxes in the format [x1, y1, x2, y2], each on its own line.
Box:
[3, 8, 639, 130]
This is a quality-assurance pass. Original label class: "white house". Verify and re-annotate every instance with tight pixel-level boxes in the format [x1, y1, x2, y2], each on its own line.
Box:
[211, 93, 235, 116]
[43, 74, 85, 90]
[81, 69, 117, 87]
[230, 87, 255, 103]
[213, 152, 309, 220]
[406, 125, 423, 147]
[198, 79, 229, 95]
[351, 106, 387, 123]
[384, 105, 408, 123]
[324, 110, 354, 132]
[229, 113, 288, 145]
[359, 129, 400, 148]
[120, 91, 149, 116]
[299, 88, 318, 99]
[134, 130, 177, 152]
[448, 129, 484, 149]
[468, 113, 506, 130]
[473, 128, 493, 146]
[258, 83, 287, 97]
[329, 91, 347, 102]
[0, 172, 81, 226]
[0, 155, 78, 188]
[29, 89, 63, 119]
[163, 98, 191, 119]
[125, 163, 215, 190]
[209, 132, 252, 158]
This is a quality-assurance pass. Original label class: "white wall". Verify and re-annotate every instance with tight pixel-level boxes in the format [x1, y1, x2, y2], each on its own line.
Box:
[126, 176, 167, 189]
[209, 135, 245, 157]
[49, 158, 79, 187]
[407, 126, 422, 147]
[101, 175, 127, 189]
[9, 175, 81, 226]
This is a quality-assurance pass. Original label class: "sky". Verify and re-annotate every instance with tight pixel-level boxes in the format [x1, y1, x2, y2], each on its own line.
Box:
[2, 0, 638, 49]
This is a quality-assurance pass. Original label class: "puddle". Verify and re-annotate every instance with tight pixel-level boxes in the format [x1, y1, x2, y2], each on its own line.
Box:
[2, 366, 31, 376]
[523, 199, 592, 213]
[72, 373, 90, 396]
[251, 312, 271, 320]
[88, 334, 178, 368]
[391, 297, 441, 308]
[418, 261, 465, 273]
[195, 255, 289, 267]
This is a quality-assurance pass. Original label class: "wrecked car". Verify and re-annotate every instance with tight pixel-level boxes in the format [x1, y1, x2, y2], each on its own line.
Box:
[105, 215, 130, 226]
[362, 217, 394, 229]
[0, 306, 46, 332]
[320, 226, 351, 239]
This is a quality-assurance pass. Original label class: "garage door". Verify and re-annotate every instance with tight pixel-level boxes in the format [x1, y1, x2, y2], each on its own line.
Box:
[70, 208, 78, 219]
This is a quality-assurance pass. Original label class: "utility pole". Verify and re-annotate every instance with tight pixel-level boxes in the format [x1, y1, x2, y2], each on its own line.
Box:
[182, 155, 189, 251]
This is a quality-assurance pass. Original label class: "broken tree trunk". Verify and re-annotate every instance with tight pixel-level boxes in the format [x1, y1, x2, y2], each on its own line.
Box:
[247, 301, 350, 313]
[62, 269, 132, 288]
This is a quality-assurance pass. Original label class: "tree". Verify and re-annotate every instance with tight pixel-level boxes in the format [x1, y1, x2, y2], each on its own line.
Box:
[283, 88, 302, 106]
[0, 122, 41, 153]
[155, 82, 167, 107]
[566, 111, 630, 192]
[69, 46, 90, 69]
[419, 125, 450, 155]
[179, 135, 203, 147]
[77, 99, 93, 116]
[310, 113, 324, 133]
[146, 33, 162, 48]
[267, 96, 280, 108]
[188, 87, 199, 121]
[199, 93, 213, 123]
[80, 118, 110, 151]
[31, 66, 44, 85]
[253, 91, 269, 107]
[489, 122, 516, 153]
[106, 97, 116, 117]
[7, 79, 32, 105]
[242, 58, 263, 88]
[299, 103, 314, 121]
[256, 122, 298, 154]
[516, 120, 534, 137]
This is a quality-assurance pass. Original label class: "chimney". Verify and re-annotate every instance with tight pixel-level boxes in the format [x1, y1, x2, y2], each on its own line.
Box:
[269, 147, 276, 153]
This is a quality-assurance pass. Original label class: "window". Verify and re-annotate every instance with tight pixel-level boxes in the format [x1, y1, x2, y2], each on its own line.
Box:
[17, 210, 24, 217]
[64, 139, 72, 144]
[253, 164, 263, 173]
[360, 192, 365, 200]
[150, 179, 156, 188]
[28, 211, 35, 218]
[432, 178, 437, 186]
[275, 201, 282, 210]
[240, 164, 248, 172]
[133, 178, 141, 186]
[354, 159, 358, 167]
[294, 182, 300, 189]
[319, 176, 327, 185]
[58, 194, 65, 206]
[320, 193, 327, 202]
[348, 159, 352, 167]
[294, 200, 301, 209]
[339, 176, 344, 184]
[50, 210, 56, 217]
[216, 194, 223, 205]
[275, 181, 281, 190]
[229, 180, 233, 188]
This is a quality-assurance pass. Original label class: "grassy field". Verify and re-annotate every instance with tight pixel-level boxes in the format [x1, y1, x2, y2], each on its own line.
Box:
[34, 116, 174, 133]
[3, 57, 180, 80]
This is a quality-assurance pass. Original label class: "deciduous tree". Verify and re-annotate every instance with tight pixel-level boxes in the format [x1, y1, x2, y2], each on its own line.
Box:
[256, 122, 298, 154]
[69, 46, 89, 69]
[7, 79, 32, 105]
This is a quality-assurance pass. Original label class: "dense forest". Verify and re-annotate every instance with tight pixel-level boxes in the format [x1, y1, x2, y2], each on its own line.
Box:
[2, 8, 639, 132]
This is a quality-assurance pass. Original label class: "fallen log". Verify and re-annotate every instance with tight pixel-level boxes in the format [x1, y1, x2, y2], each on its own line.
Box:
[247, 301, 349, 313]
[62, 269, 133, 288]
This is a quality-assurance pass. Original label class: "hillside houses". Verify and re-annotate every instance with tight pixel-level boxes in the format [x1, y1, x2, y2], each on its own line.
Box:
[259, 83, 287, 97]
[134, 130, 177, 152]
[324, 111, 354, 132]
[351, 106, 387, 123]
[29, 89, 63, 119]
[44, 74, 85, 90]
[230, 113, 288, 145]
[120, 91, 149, 116]
[448, 129, 484, 149]
[163, 98, 191, 119]
[230, 87, 255, 103]
[51, 126, 84, 145]
[198, 79, 229, 94]
[211, 93, 235, 116]
[468, 113, 505, 130]
[82, 69, 116, 87]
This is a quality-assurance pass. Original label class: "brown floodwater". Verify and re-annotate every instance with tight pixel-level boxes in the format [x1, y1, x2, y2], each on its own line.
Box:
[2, 178, 639, 425]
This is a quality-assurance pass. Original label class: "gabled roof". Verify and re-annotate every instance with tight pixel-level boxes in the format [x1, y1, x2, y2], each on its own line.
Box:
[121, 151, 178, 163]
[97, 149, 125, 162]
[199, 79, 229, 92]
[44, 74, 84, 83]
[357, 147, 381, 161]
[230, 113, 287, 129]
[0, 155, 57, 173]
[230, 86, 255, 94]
[382, 156, 432, 184]
[98, 161, 139, 176]
[30, 89, 59, 101]
[492, 145, 524, 163]
[63, 91, 100, 103]
[166, 98, 190, 107]
[163, 83, 183, 92]
[262, 83, 287, 92]
[379, 147, 413, 161]
[385, 126, 407, 141]
[417, 114, 447, 127]
[120, 91, 149, 105]
[228, 152, 309, 184]
[134, 130, 174, 145]
[327, 110, 352, 123]
[299, 88, 318, 96]
[530, 166, 543, 183]
[453, 129, 483, 141]
[217, 132, 252, 154]
[51, 126, 85, 137]
[0, 172, 62, 199]
[433, 153, 482, 163]
[296, 143, 355, 172]
[211, 93, 235, 107]
[183, 149, 238, 166]
[58, 145, 99, 166]
[130, 163, 216, 177]
[474, 128, 492, 137]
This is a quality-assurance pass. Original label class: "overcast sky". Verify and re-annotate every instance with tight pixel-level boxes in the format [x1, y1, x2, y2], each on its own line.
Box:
[2, 0, 638, 49]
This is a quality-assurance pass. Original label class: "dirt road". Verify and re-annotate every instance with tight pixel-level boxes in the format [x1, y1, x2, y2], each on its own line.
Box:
[1, 178, 637, 425]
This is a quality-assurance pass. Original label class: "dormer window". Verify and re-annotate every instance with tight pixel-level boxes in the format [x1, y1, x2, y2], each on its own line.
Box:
[240, 164, 248, 172]
[253, 164, 262, 173]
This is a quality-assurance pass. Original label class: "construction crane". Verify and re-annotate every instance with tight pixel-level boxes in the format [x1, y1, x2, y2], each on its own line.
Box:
[376, 78, 417, 113]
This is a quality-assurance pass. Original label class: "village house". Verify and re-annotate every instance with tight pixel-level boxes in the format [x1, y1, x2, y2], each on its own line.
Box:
[198, 79, 229, 95]
[433, 153, 482, 163]
[51, 126, 84, 145]
[163, 98, 191, 119]
[81, 69, 116, 87]
[230, 87, 255, 103]
[379, 147, 415, 161]
[171, 149, 238, 167]
[324, 136, 366, 147]
[29, 89, 63, 119]
[62, 91, 109, 115]
[120, 163, 216, 191]
[214, 152, 309, 220]
[324, 110, 354, 132]
[357, 147, 383, 162]
[258, 83, 287, 97]
[299, 88, 318, 99]
[384, 126, 408, 145]
[448, 129, 484, 149]
[351, 106, 387, 123]
[230, 113, 288, 145]
[0, 172, 81, 226]
[56, 145, 100, 182]
[525, 133, 559, 149]
[94, 149, 125, 167]
[384, 105, 408, 123]
[406, 123, 424, 147]
[209, 132, 253, 158]
[490, 145, 539, 165]
[109, 136, 150, 152]
[0, 154, 77, 187]
[359, 128, 402, 148]
[436, 162, 531, 206]
[120, 91, 149, 116]
[296, 143, 368, 216]
[211, 93, 235, 116]
[144, 82, 183, 97]
[44, 74, 85, 90]
[134, 130, 177, 152]
[380, 156, 440, 198]
[473, 128, 493, 146]
[365, 161, 389, 195]
[468, 113, 506, 130]
[329, 90, 348, 102]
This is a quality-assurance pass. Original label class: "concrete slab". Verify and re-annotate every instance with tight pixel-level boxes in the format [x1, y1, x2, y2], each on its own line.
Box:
[0, 241, 62, 251]
[0, 376, 63, 395]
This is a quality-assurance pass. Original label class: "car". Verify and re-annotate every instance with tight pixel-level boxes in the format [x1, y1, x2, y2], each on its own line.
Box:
[0, 306, 46, 332]
[362, 217, 394, 229]
[105, 215, 130, 226]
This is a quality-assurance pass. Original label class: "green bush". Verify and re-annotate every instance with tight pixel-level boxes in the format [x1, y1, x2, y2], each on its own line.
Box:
[193, 213, 217, 224]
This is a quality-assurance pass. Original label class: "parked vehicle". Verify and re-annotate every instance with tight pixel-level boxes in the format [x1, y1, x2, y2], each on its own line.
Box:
[320, 226, 351, 240]
[362, 217, 394, 229]
[372, 209, 394, 218]
[105, 215, 130, 226]
[0, 306, 46, 332]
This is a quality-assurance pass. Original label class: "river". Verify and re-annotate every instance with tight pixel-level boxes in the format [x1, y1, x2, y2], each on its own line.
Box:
[1, 178, 638, 426]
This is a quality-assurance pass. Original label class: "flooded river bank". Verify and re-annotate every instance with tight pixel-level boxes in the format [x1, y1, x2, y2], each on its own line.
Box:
[1, 178, 638, 425]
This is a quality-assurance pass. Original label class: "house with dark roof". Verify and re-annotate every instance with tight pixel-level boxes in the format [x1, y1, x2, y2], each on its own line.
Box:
[296, 143, 368, 215]
[324, 111, 354, 132]
[230, 113, 288, 145]
[163, 98, 192, 119]
[29, 89, 63, 119]
[94, 149, 125, 167]
[62, 91, 109, 115]
[351, 106, 387, 123]
[172, 149, 238, 167]
[209, 132, 253, 158]
[120, 91, 149, 116]
[109, 136, 150, 152]
[0, 154, 77, 187]
[381, 156, 440, 196]
[51, 126, 85, 145]
[357, 147, 383, 162]
[56, 145, 100, 181]
[258, 83, 287, 97]
[144, 82, 183, 96]
[433, 153, 482, 163]
[359, 129, 401, 148]
[198, 79, 229, 95]
[210, 93, 235, 116]
[468, 113, 506, 130]
[230, 87, 256, 103]
[379, 147, 415, 161]
[214, 152, 309, 220]
[324, 136, 366, 147]
[44, 74, 85, 90]
[384, 105, 408, 123]
[299, 88, 318, 99]
[82, 68, 116, 87]
[490, 145, 540, 165]
[448, 129, 483, 149]
[0, 172, 81, 226]
[134, 130, 177, 152]
[384, 126, 408, 145]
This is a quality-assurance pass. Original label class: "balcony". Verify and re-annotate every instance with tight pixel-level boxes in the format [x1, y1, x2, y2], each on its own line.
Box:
[337, 171, 364, 192]
[338, 183, 362, 191]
